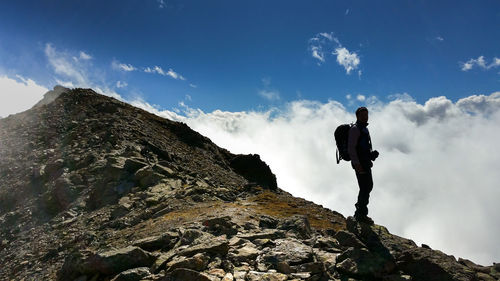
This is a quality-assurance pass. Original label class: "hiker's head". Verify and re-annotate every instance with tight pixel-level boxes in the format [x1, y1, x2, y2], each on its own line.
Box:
[356, 107, 369, 123]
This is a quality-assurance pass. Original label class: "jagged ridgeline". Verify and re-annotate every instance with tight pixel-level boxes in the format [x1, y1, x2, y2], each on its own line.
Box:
[0, 87, 499, 281]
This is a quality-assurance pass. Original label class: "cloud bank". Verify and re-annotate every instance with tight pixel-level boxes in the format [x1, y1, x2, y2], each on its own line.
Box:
[141, 92, 500, 266]
[0, 75, 48, 118]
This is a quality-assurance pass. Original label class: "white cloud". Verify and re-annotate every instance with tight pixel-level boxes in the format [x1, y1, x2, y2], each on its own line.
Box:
[356, 94, 366, 102]
[309, 32, 361, 74]
[189, 83, 197, 88]
[319, 32, 334, 41]
[259, 90, 280, 101]
[0, 75, 48, 118]
[461, 56, 500, 71]
[112, 60, 137, 72]
[45, 43, 87, 86]
[456, 92, 500, 115]
[144, 66, 186, 80]
[311, 46, 325, 64]
[116, 81, 128, 88]
[162, 92, 500, 266]
[436, 36, 444, 42]
[334, 47, 360, 74]
[157, 0, 166, 8]
[79, 51, 92, 60]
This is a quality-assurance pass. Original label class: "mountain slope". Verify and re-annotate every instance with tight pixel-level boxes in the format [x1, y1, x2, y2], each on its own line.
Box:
[0, 87, 498, 281]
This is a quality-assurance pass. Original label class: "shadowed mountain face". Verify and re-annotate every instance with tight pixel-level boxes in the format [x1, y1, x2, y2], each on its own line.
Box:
[0, 88, 498, 281]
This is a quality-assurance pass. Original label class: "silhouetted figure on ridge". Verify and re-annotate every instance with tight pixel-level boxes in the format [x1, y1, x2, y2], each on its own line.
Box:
[348, 107, 379, 224]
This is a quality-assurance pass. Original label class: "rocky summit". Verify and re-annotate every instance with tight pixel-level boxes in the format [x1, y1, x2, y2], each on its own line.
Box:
[0, 87, 498, 281]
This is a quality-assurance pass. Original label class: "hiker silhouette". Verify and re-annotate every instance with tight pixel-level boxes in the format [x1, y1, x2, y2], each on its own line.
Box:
[348, 107, 379, 224]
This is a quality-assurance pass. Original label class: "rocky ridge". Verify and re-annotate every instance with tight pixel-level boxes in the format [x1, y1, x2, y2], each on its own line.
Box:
[0, 87, 498, 281]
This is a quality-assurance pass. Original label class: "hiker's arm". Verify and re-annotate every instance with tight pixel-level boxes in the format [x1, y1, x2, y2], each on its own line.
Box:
[348, 126, 360, 166]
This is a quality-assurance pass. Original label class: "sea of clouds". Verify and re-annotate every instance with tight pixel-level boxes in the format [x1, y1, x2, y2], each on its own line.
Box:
[1, 76, 499, 266]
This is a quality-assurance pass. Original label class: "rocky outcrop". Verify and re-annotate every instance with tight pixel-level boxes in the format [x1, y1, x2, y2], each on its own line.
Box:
[0, 88, 497, 281]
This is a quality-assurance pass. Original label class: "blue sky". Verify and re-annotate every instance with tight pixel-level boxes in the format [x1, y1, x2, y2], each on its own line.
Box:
[1, 0, 499, 112]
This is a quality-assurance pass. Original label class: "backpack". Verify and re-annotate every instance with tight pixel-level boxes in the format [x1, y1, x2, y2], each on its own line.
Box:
[334, 123, 353, 164]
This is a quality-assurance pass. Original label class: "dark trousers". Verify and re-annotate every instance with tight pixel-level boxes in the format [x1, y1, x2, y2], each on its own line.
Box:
[354, 169, 373, 217]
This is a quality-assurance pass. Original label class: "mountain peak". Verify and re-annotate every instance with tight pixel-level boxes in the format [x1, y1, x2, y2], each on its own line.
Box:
[0, 88, 498, 281]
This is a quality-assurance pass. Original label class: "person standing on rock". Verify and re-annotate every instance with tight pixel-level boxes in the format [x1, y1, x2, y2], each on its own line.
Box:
[348, 107, 379, 224]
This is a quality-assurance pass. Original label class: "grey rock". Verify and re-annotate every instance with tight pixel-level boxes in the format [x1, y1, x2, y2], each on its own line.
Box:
[314, 236, 342, 252]
[237, 229, 285, 241]
[277, 215, 312, 239]
[291, 262, 323, 275]
[276, 261, 293, 274]
[132, 232, 179, 251]
[124, 158, 148, 173]
[177, 237, 230, 257]
[336, 247, 395, 278]
[203, 216, 238, 236]
[262, 238, 314, 266]
[229, 243, 260, 263]
[382, 274, 412, 281]
[334, 230, 366, 249]
[111, 267, 151, 281]
[161, 268, 213, 281]
[259, 215, 279, 229]
[398, 247, 478, 281]
[165, 253, 209, 272]
[246, 271, 288, 281]
[84, 246, 156, 276]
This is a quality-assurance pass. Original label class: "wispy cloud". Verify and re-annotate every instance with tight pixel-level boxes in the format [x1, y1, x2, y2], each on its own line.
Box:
[157, 0, 166, 8]
[258, 77, 280, 101]
[45, 43, 88, 86]
[189, 83, 197, 88]
[79, 51, 92, 60]
[309, 32, 361, 75]
[460, 56, 500, 71]
[334, 47, 360, 75]
[112, 60, 137, 72]
[436, 36, 444, 42]
[144, 66, 186, 80]
[259, 90, 280, 101]
[116, 81, 128, 88]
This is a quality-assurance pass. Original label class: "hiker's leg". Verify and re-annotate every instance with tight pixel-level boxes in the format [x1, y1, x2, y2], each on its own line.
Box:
[355, 170, 373, 217]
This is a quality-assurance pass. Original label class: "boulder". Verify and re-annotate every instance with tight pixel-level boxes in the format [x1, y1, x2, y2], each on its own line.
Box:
[277, 215, 312, 239]
[84, 246, 156, 276]
[229, 243, 260, 263]
[165, 253, 209, 272]
[177, 237, 230, 257]
[261, 238, 314, 266]
[336, 247, 395, 278]
[237, 229, 285, 241]
[335, 230, 366, 249]
[132, 232, 179, 251]
[397, 247, 478, 281]
[161, 268, 213, 281]
[202, 216, 239, 236]
[111, 267, 151, 281]
[245, 271, 288, 281]
[259, 215, 279, 229]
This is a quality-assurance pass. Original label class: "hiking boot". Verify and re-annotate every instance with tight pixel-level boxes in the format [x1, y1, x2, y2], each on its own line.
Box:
[354, 215, 374, 225]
